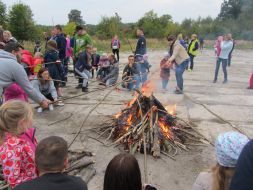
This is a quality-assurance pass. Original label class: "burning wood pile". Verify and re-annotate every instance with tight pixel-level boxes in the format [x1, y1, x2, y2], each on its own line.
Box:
[97, 82, 207, 159]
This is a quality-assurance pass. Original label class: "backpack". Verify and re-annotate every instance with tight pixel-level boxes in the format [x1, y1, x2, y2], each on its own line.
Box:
[112, 39, 119, 49]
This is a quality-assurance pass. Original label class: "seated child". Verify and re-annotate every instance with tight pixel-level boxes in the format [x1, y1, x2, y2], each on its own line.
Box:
[32, 68, 57, 113]
[97, 53, 110, 80]
[13, 136, 88, 190]
[91, 48, 100, 78]
[192, 131, 249, 190]
[101, 54, 119, 86]
[0, 100, 38, 188]
[33, 52, 44, 76]
[122, 55, 139, 91]
[160, 53, 171, 92]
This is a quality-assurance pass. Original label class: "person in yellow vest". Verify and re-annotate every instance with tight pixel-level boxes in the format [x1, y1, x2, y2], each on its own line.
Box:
[187, 34, 199, 71]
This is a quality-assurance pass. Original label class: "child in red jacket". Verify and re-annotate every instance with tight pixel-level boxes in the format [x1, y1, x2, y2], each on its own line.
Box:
[160, 53, 171, 92]
[33, 52, 44, 76]
[0, 100, 38, 188]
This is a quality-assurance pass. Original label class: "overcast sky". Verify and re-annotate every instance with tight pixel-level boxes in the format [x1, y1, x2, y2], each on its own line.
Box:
[3, 0, 223, 25]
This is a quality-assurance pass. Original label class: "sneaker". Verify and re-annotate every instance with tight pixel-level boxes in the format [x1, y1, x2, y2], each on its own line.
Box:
[56, 101, 65, 106]
[247, 86, 253, 90]
[49, 104, 54, 111]
[223, 80, 228, 84]
[75, 84, 82, 89]
[174, 89, 182, 94]
[188, 69, 192, 71]
[213, 80, 217, 83]
[37, 107, 43, 113]
[82, 87, 88, 92]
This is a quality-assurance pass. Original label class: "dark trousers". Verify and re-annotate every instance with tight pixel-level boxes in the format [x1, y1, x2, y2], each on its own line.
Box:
[112, 49, 120, 61]
[74, 57, 83, 86]
[228, 53, 232, 66]
[44, 93, 54, 101]
[214, 58, 228, 81]
[91, 67, 98, 78]
[187, 54, 195, 70]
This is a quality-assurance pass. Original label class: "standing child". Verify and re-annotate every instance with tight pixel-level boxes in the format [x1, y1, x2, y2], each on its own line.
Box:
[0, 100, 38, 188]
[33, 52, 44, 76]
[44, 40, 63, 97]
[160, 53, 171, 92]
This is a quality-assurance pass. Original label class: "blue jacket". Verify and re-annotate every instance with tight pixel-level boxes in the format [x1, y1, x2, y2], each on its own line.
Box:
[44, 50, 63, 81]
[75, 51, 92, 72]
[52, 34, 66, 60]
[135, 35, 147, 55]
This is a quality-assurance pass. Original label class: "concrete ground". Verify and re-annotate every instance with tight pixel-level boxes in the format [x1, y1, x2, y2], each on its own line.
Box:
[34, 49, 253, 190]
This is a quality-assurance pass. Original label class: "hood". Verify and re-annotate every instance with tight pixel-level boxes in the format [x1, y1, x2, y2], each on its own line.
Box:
[0, 50, 17, 62]
[22, 49, 32, 56]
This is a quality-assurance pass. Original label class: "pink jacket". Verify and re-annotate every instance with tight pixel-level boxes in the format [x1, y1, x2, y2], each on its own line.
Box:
[3, 83, 28, 102]
[0, 128, 38, 188]
[214, 36, 223, 57]
[66, 38, 72, 58]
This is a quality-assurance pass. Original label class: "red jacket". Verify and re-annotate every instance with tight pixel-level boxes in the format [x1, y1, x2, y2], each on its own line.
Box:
[160, 58, 170, 80]
[22, 50, 34, 74]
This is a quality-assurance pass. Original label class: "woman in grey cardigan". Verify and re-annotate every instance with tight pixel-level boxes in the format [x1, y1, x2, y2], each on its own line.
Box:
[32, 68, 57, 112]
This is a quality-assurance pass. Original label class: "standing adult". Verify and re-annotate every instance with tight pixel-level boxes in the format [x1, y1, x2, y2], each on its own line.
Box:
[199, 37, 204, 51]
[187, 34, 199, 71]
[135, 28, 146, 56]
[111, 34, 120, 61]
[0, 42, 49, 108]
[135, 28, 148, 88]
[167, 35, 190, 94]
[51, 25, 67, 85]
[213, 34, 233, 84]
[73, 26, 92, 89]
[227, 33, 235, 67]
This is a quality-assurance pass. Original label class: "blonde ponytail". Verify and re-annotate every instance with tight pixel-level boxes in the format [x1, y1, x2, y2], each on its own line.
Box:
[0, 100, 33, 144]
[212, 163, 235, 190]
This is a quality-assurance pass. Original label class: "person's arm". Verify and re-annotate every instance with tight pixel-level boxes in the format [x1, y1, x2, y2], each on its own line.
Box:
[31, 80, 47, 100]
[118, 40, 121, 49]
[193, 42, 199, 51]
[49, 80, 57, 100]
[11, 64, 45, 104]
[169, 44, 180, 62]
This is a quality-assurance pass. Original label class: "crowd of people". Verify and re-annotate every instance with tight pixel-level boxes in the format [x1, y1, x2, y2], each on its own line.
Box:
[0, 23, 253, 190]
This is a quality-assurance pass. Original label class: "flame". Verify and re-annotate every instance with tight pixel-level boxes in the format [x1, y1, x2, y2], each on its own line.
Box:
[165, 104, 177, 116]
[114, 113, 121, 119]
[127, 96, 137, 107]
[141, 81, 156, 97]
[158, 121, 174, 140]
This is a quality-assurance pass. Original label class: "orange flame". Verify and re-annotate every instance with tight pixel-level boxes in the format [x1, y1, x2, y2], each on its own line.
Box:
[158, 121, 173, 140]
[114, 112, 121, 119]
[165, 104, 177, 116]
[141, 81, 156, 97]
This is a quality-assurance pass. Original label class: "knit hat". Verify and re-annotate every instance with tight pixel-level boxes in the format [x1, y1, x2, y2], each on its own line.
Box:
[47, 40, 57, 50]
[215, 131, 249, 167]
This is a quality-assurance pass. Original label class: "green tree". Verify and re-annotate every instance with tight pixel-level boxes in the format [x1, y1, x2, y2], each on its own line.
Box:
[63, 22, 76, 35]
[8, 3, 38, 41]
[0, 0, 7, 27]
[96, 15, 121, 39]
[218, 0, 242, 20]
[68, 9, 84, 25]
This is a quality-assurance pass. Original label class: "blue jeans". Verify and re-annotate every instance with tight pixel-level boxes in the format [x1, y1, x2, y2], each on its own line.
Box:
[133, 75, 141, 90]
[75, 69, 92, 88]
[214, 58, 228, 81]
[162, 79, 169, 89]
[175, 60, 188, 91]
[141, 73, 148, 85]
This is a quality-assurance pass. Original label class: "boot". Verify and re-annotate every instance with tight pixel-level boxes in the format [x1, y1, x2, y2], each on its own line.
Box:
[82, 87, 88, 92]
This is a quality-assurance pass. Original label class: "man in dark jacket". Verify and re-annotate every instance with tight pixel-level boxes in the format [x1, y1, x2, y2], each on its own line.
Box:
[14, 136, 88, 190]
[135, 28, 147, 56]
[75, 45, 93, 92]
[52, 25, 67, 85]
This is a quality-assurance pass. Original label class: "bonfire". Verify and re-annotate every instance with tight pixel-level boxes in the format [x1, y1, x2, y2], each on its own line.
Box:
[98, 81, 207, 159]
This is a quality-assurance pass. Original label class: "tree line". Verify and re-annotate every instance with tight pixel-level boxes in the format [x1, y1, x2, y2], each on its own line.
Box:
[0, 0, 252, 42]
